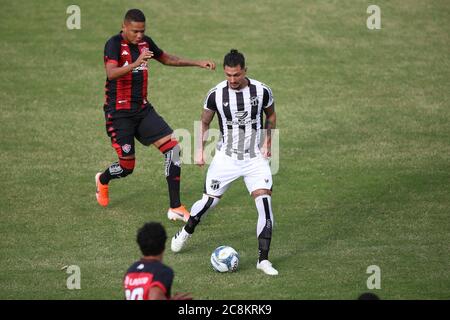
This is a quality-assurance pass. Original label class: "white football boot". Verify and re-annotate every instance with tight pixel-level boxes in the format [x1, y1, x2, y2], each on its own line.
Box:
[256, 260, 279, 275]
[171, 228, 191, 253]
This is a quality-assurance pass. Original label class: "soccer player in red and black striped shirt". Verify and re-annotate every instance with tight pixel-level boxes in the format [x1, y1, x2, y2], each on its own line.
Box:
[95, 9, 216, 222]
[124, 222, 191, 300]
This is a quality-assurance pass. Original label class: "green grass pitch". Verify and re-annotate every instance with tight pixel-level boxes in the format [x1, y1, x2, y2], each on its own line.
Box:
[0, 0, 449, 299]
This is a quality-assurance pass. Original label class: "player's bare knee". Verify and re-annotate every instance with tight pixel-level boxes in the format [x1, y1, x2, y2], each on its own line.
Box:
[153, 135, 172, 149]
[251, 189, 271, 198]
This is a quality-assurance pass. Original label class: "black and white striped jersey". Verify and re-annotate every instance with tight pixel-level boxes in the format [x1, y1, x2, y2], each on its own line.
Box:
[203, 78, 274, 160]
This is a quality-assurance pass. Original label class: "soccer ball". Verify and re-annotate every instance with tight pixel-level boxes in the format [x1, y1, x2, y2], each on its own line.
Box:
[210, 246, 239, 272]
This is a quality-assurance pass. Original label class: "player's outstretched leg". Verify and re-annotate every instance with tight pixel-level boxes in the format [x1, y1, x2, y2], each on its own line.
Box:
[171, 194, 220, 252]
[254, 193, 278, 275]
[158, 139, 190, 222]
[95, 157, 135, 207]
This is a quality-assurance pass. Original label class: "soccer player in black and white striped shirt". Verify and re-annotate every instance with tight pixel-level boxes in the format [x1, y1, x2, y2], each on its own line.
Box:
[171, 49, 278, 275]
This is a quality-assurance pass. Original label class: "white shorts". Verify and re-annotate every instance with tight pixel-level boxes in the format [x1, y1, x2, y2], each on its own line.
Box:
[204, 150, 273, 197]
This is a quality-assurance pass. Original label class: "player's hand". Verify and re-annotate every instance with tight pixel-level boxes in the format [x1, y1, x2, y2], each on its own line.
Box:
[198, 60, 216, 70]
[171, 292, 193, 300]
[261, 142, 272, 159]
[134, 50, 154, 67]
[194, 151, 205, 167]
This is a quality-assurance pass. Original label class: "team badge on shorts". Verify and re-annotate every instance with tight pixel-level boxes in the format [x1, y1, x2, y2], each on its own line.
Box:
[122, 144, 132, 154]
[210, 180, 221, 190]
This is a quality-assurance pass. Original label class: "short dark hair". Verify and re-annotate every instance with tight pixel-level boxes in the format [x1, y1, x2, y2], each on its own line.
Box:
[124, 9, 146, 23]
[223, 49, 245, 69]
[136, 222, 167, 256]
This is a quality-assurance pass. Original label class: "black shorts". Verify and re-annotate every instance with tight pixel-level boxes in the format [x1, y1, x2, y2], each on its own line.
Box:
[105, 104, 173, 157]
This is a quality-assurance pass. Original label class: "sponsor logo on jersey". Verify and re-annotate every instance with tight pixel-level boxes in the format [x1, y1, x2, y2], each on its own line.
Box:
[121, 50, 129, 56]
[235, 111, 248, 120]
[226, 118, 258, 126]
[124, 275, 149, 287]
[223, 102, 229, 107]
[132, 63, 148, 72]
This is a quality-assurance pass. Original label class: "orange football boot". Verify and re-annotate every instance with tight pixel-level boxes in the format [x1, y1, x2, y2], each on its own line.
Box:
[167, 205, 190, 222]
[95, 172, 109, 207]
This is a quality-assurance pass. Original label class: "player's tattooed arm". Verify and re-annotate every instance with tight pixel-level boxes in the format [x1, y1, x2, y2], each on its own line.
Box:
[264, 104, 276, 133]
[262, 104, 276, 158]
[195, 109, 215, 167]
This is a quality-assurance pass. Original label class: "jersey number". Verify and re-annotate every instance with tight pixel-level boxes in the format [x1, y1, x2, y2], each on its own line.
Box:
[125, 287, 145, 300]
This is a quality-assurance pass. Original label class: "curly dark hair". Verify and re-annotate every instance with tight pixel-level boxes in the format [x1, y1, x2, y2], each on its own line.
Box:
[136, 222, 167, 256]
[223, 49, 245, 69]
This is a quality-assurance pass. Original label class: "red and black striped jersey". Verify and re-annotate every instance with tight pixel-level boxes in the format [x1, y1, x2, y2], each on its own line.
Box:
[124, 259, 174, 300]
[103, 33, 164, 116]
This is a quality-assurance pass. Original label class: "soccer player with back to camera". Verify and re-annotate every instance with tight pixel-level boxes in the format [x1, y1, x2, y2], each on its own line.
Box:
[95, 9, 216, 222]
[124, 222, 192, 300]
[171, 49, 278, 275]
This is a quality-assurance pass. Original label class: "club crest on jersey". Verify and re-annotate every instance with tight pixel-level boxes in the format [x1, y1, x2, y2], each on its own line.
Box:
[250, 96, 259, 107]
[210, 180, 221, 190]
[235, 111, 248, 120]
[122, 144, 132, 154]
